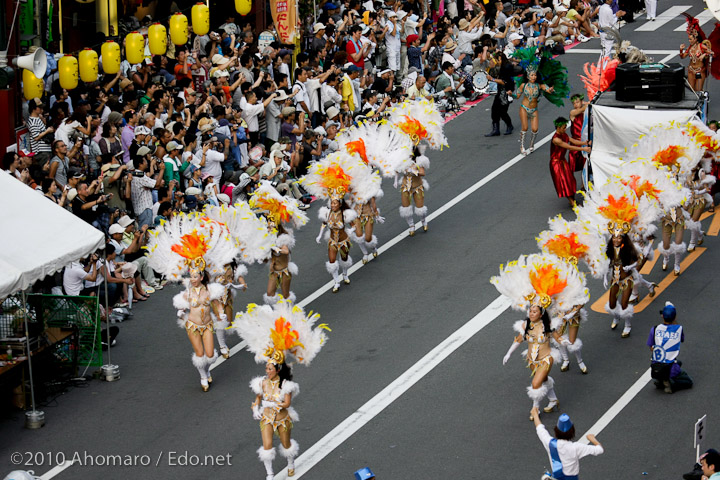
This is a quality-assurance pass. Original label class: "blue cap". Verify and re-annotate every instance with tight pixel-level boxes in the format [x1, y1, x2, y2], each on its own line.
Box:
[354, 467, 375, 480]
[661, 302, 676, 320]
[324, 2, 338, 9]
[346, 64, 362, 73]
[557, 414, 573, 433]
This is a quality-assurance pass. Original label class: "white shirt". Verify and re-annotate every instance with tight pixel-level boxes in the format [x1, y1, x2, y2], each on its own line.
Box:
[321, 83, 343, 113]
[240, 97, 265, 132]
[385, 21, 401, 51]
[536, 425, 604, 476]
[456, 28, 484, 57]
[442, 52, 462, 69]
[202, 149, 225, 179]
[293, 80, 309, 112]
[63, 262, 90, 296]
[598, 3, 617, 29]
[305, 78, 322, 113]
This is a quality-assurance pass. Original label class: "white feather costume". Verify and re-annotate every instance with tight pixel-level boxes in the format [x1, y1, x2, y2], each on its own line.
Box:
[300, 151, 382, 205]
[200, 203, 276, 264]
[388, 98, 448, 150]
[249, 181, 309, 230]
[336, 120, 414, 177]
[623, 122, 704, 180]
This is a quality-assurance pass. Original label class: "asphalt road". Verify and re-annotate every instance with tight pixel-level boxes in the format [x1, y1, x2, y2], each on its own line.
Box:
[2, 3, 719, 479]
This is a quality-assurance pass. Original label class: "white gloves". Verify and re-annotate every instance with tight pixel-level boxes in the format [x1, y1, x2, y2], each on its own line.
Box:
[262, 400, 281, 411]
[316, 225, 326, 244]
[503, 341, 520, 365]
[603, 275, 608, 290]
[176, 310, 186, 319]
[252, 404, 263, 420]
[376, 215, 385, 224]
[393, 174, 399, 189]
[229, 283, 247, 291]
[219, 313, 227, 322]
[622, 262, 637, 272]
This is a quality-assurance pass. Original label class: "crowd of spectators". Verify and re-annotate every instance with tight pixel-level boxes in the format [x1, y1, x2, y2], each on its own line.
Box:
[5, 0, 617, 320]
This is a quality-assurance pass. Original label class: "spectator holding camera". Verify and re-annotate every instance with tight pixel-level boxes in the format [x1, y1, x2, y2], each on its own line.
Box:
[49, 138, 83, 190]
[131, 148, 165, 228]
[62, 253, 100, 296]
[72, 179, 110, 228]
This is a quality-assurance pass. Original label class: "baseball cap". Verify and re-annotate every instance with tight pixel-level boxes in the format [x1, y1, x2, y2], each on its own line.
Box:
[406, 34, 419, 45]
[387, 10, 397, 17]
[346, 64, 362, 73]
[245, 166, 259, 176]
[109, 224, 125, 235]
[314, 126, 327, 136]
[217, 193, 230, 204]
[325, 120, 340, 129]
[69, 168, 85, 180]
[281, 106, 296, 117]
[509, 32, 523, 42]
[661, 301, 677, 320]
[166, 141, 181, 152]
[19, 148, 35, 157]
[324, 2, 338, 9]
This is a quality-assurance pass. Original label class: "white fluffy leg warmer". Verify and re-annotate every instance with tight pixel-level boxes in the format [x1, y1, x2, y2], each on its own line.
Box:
[618, 305, 633, 333]
[686, 219, 700, 248]
[414, 206, 428, 226]
[350, 231, 368, 255]
[527, 382, 549, 408]
[257, 447, 276, 476]
[567, 338, 583, 364]
[326, 261, 341, 286]
[399, 205, 415, 228]
[658, 243, 672, 266]
[558, 343, 569, 363]
[285, 292, 296, 303]
[204, 349, 218, 378]
[192, 354, 207, 381]
[672, 242, 686, 272]
[263, 293, 279, 305]
[214, 319, 230, 350]
[544, 376, 557, 402]
[279, 439, 300, 472]
[366, 235, 378, 258]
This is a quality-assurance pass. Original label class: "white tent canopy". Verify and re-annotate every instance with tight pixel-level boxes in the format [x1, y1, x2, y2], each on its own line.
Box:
[589, 105, 700, 187]
[0, 170, 105, 298]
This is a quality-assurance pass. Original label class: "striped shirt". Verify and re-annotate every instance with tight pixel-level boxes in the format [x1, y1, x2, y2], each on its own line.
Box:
[27, 116, 52, 153]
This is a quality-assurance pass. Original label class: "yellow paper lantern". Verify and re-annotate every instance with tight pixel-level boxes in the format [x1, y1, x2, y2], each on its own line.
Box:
[148, 23, 167, 55]
[58, 55, 79, 90]
[101, 40, 120, 74]
[22, 69, 44, 101]
[169, 13, 189, 45]
[125, 31, 145, 64]
[191, 3, 210, 36]
[79, 48, 99, 83]
[235, 0, 252, 16]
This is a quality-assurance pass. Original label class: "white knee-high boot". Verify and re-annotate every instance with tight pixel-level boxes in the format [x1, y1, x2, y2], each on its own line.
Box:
[567, 338, 587, 373]
[366, 235, 378, 259]
[257, 446, 276, 479]
[558, 342, 570, 371]
[686, 219, 701, 251]
[204, 349, 218, 383]
[338, 256, 352, 284]
[520, 130, 528, 155]
[618, 305, 634, 338]
[350, 231, 369, 263]
[399, 206, 415, 234]
[326, 261, 341, 292]
[215, 318, 230, 358]
[672, 242, 686, 275]
[543, 377, 558, 412]
[414, 206, 428, 231]
[658, 243, 672, 271]
[192, 353, 208, 391]
[529, 130, 538, 153]
[279, 439, 299, 476]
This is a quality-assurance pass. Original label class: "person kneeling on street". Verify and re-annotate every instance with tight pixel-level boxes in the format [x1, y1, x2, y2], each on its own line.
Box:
[648, 301, 693, 394]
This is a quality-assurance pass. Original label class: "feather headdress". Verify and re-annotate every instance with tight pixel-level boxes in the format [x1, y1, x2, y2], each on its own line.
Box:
[579, 58, 619, 101]
[537, 215, 607, 279]
[231, 299, 330, 366]
[145, 212, 237, 281]
[490, 253, 589, 315]
[200, 202, 276, 264]
[388, 98, 447, 149]
[684, 120, 720, 160]
[620, 160, 688, 214]
[249, 181, 309, 229]
[336, 120, 414, 177]
[624, 122, 704, 177]
[575, 180, 642, 237]
[301, 150, 382, 204]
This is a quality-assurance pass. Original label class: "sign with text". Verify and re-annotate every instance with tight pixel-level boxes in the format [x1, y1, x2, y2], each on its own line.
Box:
[269, 0, 298, 44]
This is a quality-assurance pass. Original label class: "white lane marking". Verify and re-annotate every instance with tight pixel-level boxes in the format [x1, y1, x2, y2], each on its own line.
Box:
[658, 52, 679, 63]
[565, 49, 675, 55]
[272, 296, 512, 479]
[674, 9, 714, 31]
[39, 461, 75, 479]
[577, 368, 652, 444]
[636, 5, 691, 31]
[211, 135, 554, 370]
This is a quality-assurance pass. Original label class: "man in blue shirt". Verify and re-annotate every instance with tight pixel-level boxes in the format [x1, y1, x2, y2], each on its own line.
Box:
[647, 301, 693, 394]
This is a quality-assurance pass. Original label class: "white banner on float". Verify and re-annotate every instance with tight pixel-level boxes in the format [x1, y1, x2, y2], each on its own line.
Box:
[588, 105, 698, 187]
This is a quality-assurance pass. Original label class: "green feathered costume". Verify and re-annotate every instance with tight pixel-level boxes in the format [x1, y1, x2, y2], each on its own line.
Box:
[511, 46, 570, 107]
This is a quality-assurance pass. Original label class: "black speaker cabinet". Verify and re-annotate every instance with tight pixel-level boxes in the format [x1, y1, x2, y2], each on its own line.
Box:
[615, 63, 685, 103]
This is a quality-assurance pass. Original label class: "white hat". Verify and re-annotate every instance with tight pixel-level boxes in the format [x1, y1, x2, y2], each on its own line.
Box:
[217, 193, 231, 204]
[109, 224, 124, 235]
[67, 188, 77, 202]
[509, 32, 523, 42]
[134, 125, 151, 136]
[313, 23, 326, 33]
[314, 126, 327, 136]
[213, 69, 230, 78]
[326, 106, 340, 119]
[186, 186, 202, 196]
[118, 215, 134, 228]
[121, 263, 138, 279]
[397, 10, 407, 20]
[212, 53, 226, 65]
[556, 5, 568, 12]
[387, 10, 397, 18]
